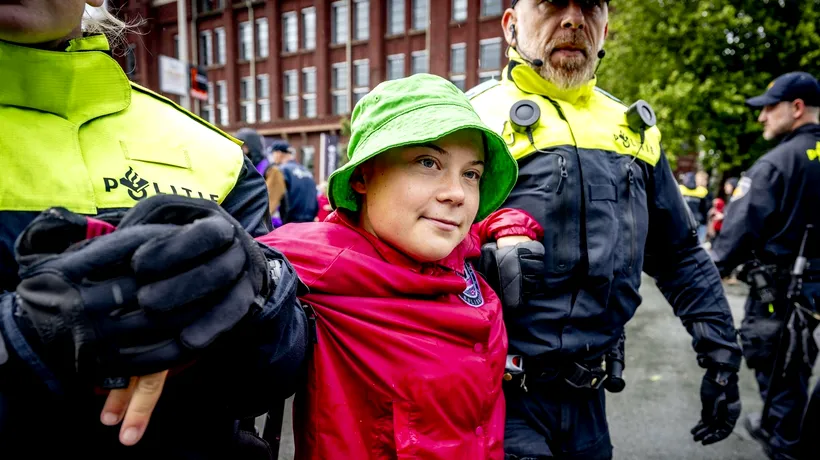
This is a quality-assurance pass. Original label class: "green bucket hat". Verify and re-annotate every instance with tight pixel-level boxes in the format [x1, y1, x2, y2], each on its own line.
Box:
[328, 73, 518, 222]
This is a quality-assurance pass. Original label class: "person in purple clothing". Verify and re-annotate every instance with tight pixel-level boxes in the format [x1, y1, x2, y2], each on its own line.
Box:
[235, 128, 288, 227]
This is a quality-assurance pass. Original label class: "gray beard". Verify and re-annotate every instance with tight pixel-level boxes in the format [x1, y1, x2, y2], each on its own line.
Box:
[536, 56, 598, 90]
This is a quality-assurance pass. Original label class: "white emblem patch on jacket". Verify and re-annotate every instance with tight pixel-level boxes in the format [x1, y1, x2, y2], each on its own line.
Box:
[458, 262, 485, 307]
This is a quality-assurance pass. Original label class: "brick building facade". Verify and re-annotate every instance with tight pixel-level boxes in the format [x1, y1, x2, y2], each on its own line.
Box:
[113, 0, 511, 180]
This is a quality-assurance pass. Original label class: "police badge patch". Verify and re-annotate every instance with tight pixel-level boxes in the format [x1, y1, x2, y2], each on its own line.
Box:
[731, 176, 752, 202]
[458, 262, 484, 307]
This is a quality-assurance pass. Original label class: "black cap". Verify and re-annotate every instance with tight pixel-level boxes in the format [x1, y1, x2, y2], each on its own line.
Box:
[267, 139, 292, 153]
[746, 71, 820, 108]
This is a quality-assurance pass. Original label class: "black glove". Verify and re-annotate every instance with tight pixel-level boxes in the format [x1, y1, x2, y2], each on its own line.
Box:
[691, 368, 741, 445]
[478, 241, 545, 310]
[14, 209, 177, 384]
[120, 195, 272, 351]
[14, 195, 272, 382]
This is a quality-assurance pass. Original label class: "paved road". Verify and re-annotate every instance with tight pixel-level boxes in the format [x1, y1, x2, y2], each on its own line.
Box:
[273, 276, 817, 459]
[607, 275, 767, 460]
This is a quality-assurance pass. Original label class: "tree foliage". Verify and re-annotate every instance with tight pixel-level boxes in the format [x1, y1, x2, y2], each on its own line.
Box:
[599, 0, 820, 175]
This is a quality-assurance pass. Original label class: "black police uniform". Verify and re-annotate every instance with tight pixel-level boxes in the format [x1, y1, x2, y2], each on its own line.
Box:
[471, 51, 742, 459]
[712, 71, 820, 459]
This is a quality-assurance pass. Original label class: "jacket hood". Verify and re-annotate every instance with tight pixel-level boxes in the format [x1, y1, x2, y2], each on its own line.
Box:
[234, 128, 265, 165]
[258, 211, 480, 297]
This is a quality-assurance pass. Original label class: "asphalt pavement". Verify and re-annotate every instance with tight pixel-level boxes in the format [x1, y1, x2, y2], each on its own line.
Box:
[607, 275, 768, 460]
[273, 275, 818, 459]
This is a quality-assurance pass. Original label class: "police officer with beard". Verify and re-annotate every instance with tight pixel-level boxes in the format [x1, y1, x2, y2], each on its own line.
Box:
[470, 1, 743, 458]
[712, 71, 820, 460]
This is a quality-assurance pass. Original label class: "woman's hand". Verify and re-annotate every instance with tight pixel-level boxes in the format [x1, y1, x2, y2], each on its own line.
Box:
[100, 371, 169, 446]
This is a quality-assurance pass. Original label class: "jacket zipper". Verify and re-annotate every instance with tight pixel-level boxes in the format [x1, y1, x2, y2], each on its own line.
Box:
[556, 155, 568, 195]
[555, 154, 570, 271]
[626, 165, 637, 274]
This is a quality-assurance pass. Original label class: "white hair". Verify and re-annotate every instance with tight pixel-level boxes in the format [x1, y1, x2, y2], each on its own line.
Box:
[82, 3, 142, 52]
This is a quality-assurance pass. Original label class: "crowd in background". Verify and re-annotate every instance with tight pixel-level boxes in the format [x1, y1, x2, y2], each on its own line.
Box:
[678, 171, 739, 247]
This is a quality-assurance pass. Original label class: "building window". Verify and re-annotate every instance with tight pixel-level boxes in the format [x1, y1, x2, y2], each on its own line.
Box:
[173, 34, 179, 58]
[302, 146, 316, 172]
[283, 70, 298, 96]
[353, 59, 369, 108]
[199, 30, 212, 66]
[332, 62, 348, 91]
[481, 0, 503, 17]
[451, 43, 466, 74]
[282, 11, 297, 53]
[353, 0, 369, 41]
[240, 76, 256, 124]
[302, 67, 317, 94]
[303, 95, 317, 118]
[301, 7, 316, 50]
[216, 80, 228, 126]
[452, 0, 467, 22]
[412, 0, 427, 30]
[332, 62, 348, 115]
[479, 71, 500, 83]
[199, 0, 223, 13]
[411, 50, 428, 74]
[387, 0, 404, 36]
[479, 38, 502, 72]
[255, 18, 269, 58]
[238, 21, 252, 60]
[257, 102, 271, 123]
[450, 75, 466, 91]
[240, 76, 253, 101]
[332, 93, 348, 115]
[214, 27, 226, 64]
[354, 60, 369, 88]
[353, 88, 369, 106]
[386, 54, 404, 80]
[284, 99, 299, 120]
[257, 74, 270, 122]
[257, 75, 270, 100]
[450, 43, 466, 90]
[302, 67, 317, 119]
[283, 70, 298, 120]
[332, 93, 348, 116]
[201, 82, 215, 123]
[331, 1, 348, 45]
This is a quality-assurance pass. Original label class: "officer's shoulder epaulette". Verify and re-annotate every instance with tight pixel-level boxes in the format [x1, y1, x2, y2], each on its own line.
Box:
[465, 79, 500, 100]
[593, 87, 627, 107]
[130, 82, 242, 146]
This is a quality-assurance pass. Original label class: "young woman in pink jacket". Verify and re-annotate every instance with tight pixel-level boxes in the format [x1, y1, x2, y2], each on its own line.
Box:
[258, 74, 543, 459]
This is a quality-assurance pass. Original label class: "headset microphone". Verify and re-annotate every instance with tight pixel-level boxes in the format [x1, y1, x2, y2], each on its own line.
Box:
[524, 54, 544, 68]
[594, 48, 606, 74]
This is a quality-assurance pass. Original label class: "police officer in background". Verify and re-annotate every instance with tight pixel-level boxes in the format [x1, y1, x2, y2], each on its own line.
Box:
[712, 71, 820, 460]
[679, 172, 713, 243]
[269, 141, 318, 224]
[469, 1, 743, 458]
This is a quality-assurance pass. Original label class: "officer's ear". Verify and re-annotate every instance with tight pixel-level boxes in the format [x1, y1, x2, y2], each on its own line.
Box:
[792, 99, 807, 120]
[502, 9, 516, 46]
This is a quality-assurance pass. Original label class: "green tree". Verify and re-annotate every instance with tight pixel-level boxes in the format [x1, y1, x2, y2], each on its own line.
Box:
[599, 0, 820, 176]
